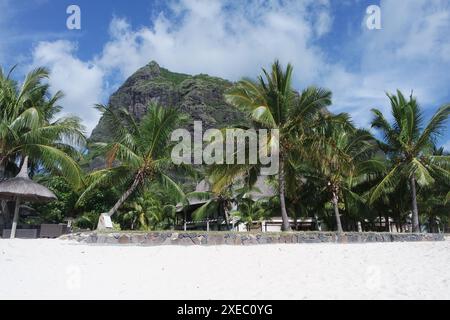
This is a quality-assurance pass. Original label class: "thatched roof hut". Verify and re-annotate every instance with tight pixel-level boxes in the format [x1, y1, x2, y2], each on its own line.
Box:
[0, 157, 57, 239]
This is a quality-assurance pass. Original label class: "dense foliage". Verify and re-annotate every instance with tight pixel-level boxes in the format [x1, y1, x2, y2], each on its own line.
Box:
[1, 62, 449, 233]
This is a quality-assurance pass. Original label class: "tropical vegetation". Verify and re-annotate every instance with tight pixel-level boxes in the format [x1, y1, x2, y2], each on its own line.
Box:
[0, 62, 449, 234]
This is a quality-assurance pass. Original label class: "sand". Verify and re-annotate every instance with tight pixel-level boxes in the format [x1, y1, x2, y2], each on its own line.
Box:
[0, 239, 449, 300]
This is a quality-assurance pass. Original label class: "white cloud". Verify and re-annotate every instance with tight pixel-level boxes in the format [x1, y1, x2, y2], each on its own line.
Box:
[93, 0, 450, 131]
[315, 10, 333, 37]
[325, 0, 450, 127]
[26, 0, 450, 138]
[31, 0, 334, 136]
[95, 0, 333, 85]
[32, 41, 105, 134]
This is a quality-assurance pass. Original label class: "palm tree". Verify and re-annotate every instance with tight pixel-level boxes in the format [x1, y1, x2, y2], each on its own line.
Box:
[141, 176, 211, 231]
[78, 103, 185, 229]
[224, 60, 332, 231]
[184, 179, 234, 231]
[370, 91, 450, 232]
[1, 66, 85, 224]
[232, 197, 271, 231]
[0, 66, 85, 184]
[304, 115, 381, 232]
[120, 190, 177, 231]
[414, 147, 450, 233]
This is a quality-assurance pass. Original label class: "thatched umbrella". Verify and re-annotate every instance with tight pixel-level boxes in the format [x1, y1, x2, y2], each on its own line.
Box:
[0, 157, 57, 239]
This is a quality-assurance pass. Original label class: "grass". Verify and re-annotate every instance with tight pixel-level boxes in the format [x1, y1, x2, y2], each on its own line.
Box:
[159, 68, 191, 86]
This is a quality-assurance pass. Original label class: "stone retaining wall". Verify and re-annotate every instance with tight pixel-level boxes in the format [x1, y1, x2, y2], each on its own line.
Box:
[60, 231, 445, 246]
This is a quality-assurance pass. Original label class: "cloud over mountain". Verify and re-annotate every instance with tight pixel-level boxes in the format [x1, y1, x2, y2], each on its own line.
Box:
[23, 0, 450, 140]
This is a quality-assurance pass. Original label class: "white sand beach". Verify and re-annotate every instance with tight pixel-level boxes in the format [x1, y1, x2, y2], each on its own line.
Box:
[1, 239, 449, 300]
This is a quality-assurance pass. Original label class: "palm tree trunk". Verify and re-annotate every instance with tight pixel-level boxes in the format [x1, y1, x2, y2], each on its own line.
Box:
[220, 200, 231, 230]
[0, 162, 5, 180]
[97, 176, 141, 230]
[107, 177, 141, 217]
[410, 176, 420, 233]
[224, 210, 231, 230]
[332, 186, 343, 233]
[279, 157, 291, 231]
[0, 159, 10, 227]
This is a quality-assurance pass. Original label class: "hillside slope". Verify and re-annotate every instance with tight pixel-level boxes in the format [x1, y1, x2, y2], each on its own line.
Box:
[91, 61, 246, 141]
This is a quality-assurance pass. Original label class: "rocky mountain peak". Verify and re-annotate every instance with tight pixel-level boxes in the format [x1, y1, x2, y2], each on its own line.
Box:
[147, 60, 161, 73]
[90, 62, 247, 142]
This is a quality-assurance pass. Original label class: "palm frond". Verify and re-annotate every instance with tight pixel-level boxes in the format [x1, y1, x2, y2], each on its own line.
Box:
[25, 144, 83, 188]
[192, 200, 217, 221]
[370, 164, 403, 204]
[415, 104, 450, 152]
[289, 86, 332, 125]
[409, 158, 435, 187]
[158, 173, 186, 203]
[76, 165, 133, 206]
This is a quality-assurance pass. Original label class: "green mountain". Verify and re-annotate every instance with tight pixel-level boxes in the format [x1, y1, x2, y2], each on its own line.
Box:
[90, 61, 246, 141]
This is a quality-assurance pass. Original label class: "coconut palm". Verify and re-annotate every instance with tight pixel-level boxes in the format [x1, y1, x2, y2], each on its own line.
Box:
[188, 182, 234, 230]
[190, 180, 272, 231]
[232, 197, 271, 231]
[120, 191, 177, 231]
[78, 103, 185, 229]
[370, 91, 450, 232]
[304, 116, 381, 232]
[415, 147, 450, 232]
[0, 66, 85, 184]
[138, 176, 210, 231]
[0, 66, 85, 224]
[224, 60, 332, 230]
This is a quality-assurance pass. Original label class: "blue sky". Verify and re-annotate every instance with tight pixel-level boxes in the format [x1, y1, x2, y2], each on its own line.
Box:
[1, 0, 449, 149]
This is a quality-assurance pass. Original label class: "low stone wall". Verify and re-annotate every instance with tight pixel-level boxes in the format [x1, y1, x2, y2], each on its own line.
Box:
[60, 231, 445, 246]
